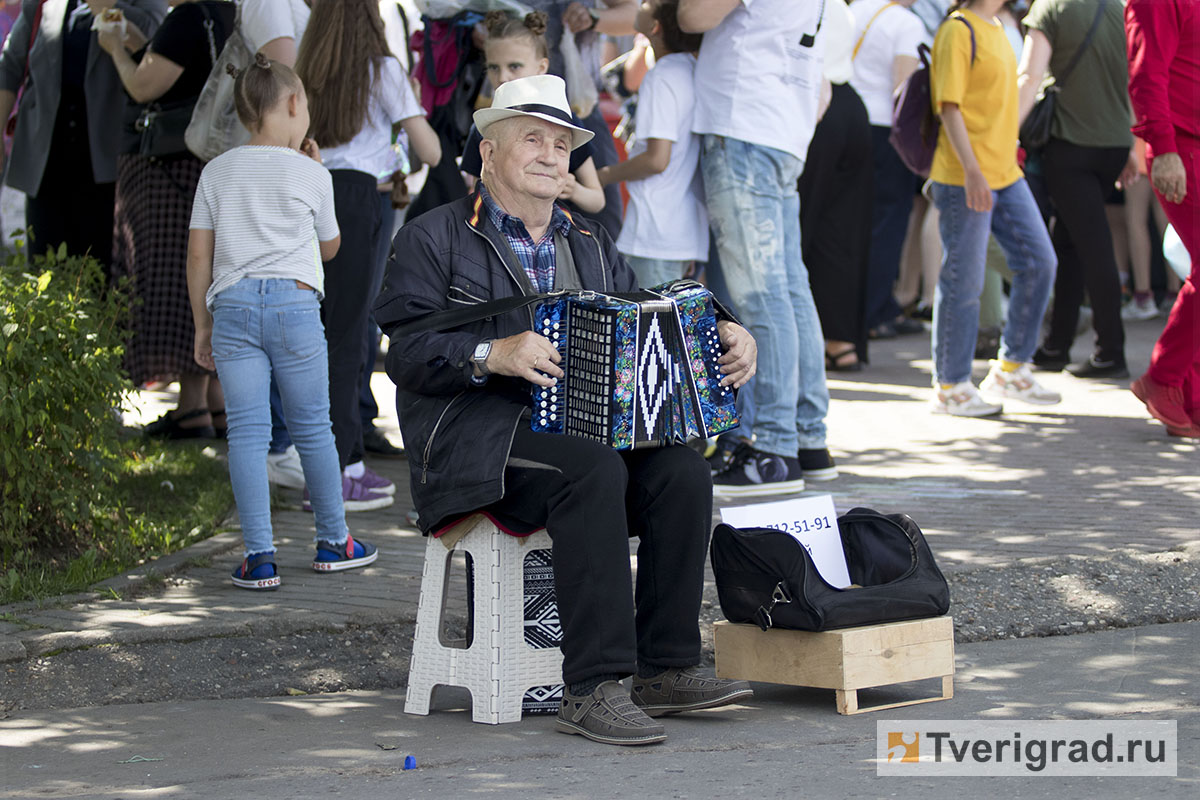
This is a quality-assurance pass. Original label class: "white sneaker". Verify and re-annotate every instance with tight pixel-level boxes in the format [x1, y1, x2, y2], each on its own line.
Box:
[932, 381, 1003, 417]
[266, 445, 306, 489]
[1121, 296, 1158, 321]
[980, 361, 1062, 405]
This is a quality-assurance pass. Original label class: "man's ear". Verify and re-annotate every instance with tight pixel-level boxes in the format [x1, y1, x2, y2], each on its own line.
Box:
[479, 137, 496, 173]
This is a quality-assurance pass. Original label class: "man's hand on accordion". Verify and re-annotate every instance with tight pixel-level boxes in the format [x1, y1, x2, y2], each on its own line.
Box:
[484, 331, 565, 388]
[715, 321, 757, 389]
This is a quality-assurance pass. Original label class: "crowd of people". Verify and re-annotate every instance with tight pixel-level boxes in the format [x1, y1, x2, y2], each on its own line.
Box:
[1, 0, 1195, 747]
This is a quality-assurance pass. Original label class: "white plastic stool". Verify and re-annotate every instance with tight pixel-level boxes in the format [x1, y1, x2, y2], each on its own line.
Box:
[405, 514, 563, 724]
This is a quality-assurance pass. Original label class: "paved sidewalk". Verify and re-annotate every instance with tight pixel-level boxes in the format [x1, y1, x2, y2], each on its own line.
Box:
[1, 316, 1196, 663]
[3, 622, 1196, 797]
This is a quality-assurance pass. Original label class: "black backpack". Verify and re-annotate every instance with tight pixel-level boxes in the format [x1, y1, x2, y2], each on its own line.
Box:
[711, 508, 950, 631]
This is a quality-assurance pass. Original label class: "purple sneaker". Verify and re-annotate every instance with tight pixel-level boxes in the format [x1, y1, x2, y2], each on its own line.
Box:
[356, 464, 395, 495]
[303, 475, 394, 513]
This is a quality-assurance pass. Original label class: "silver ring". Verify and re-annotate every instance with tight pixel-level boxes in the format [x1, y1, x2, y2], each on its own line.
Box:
[533, 357, 540, 369]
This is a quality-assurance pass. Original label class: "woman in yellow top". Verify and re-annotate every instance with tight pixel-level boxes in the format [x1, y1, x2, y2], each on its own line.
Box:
[927, 0, 1060, 417]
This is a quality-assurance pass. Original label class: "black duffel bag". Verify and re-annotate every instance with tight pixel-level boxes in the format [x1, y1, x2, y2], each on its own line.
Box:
[711, 507, 950, 632]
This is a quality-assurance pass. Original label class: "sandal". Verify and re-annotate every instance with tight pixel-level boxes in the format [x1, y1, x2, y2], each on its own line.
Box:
[825, 346, 862, 372]
[231, 552, 281, 590]
[143, 408, 216, 440]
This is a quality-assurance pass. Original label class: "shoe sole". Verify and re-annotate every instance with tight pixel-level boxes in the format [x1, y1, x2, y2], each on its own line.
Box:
[979, 385, 1061, 406]
[266, 471, 307, 490]
[800, 467, 838, 481]
[303, 498, 396, 512]
[231, 575, 281, 590]
[635, 685, 755, 718]
[1167, 425, 1200, 438]
[713, 478, 806, 498]
[554, 718, 667, 745]
[312, 549, 379, 572]
[931, 402, 1003, 418]
[342, 495, 395, 512]
[359, 483, 397, 496]
[1066, 368, 1130, 380]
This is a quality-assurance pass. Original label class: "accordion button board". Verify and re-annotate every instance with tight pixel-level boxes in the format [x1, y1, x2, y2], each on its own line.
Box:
[531, 284, 739, 449]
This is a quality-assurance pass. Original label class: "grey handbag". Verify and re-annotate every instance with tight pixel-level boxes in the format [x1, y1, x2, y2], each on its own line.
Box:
[185, 1, 252, 161]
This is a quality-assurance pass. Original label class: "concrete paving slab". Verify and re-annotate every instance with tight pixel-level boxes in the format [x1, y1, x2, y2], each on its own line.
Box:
[2, 622, 1195, 799]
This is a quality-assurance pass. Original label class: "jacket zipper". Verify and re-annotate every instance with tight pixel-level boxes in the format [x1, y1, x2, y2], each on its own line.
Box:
[466, 221, 534, 328]
[422, 390, 466, 484]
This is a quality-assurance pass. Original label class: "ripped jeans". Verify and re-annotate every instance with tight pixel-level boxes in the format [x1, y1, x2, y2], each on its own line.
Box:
[701, 135, 829, 455]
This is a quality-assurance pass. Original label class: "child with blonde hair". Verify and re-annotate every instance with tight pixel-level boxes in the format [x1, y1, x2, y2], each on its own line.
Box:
[188, 55, 378, 590]
[460, 10, 606, 218]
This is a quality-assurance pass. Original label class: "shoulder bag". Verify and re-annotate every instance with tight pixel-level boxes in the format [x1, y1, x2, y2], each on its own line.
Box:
[185, 0, 253, 161]
[1019, 0, 1108, 151]
[124, 2, 223, 159]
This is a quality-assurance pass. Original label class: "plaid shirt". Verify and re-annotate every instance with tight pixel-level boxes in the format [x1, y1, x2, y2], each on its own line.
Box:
[478, 183, 572, 293]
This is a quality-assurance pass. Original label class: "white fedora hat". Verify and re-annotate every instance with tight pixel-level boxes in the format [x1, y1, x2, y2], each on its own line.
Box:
[473, 74, 594, 151]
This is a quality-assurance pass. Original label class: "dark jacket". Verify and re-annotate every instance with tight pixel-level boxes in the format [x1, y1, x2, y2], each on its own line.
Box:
[374, 190, 637, 532]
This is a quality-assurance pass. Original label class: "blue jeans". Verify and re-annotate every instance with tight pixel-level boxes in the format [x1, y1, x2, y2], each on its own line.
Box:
[211, 279, 348, 556]
[701, 135, 828, 455]
[624, 255, 688, 289]
[929, 179, 1057, 385]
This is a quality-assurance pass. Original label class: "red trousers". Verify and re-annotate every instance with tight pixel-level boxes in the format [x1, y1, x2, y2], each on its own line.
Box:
[1146, 139, 1200, 413]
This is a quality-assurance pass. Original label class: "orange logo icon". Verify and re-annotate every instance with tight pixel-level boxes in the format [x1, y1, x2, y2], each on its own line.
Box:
[887, 732, 920, 763]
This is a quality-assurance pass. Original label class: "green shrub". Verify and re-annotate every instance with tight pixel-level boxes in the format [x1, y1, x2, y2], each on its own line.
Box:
[0, 244, 131, 562]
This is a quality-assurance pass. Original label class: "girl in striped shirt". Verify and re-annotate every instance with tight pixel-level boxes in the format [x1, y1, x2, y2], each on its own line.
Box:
[187, 56, 378, 591]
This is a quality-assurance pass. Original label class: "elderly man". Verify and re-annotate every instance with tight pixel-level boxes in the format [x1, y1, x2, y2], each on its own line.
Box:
[375, 75, 758, 746]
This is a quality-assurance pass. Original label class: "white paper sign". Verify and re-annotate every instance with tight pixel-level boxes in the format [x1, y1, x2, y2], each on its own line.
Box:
[719, 495, 852, 589]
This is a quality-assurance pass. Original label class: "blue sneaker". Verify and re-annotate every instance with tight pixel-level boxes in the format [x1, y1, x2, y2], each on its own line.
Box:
[231, 552, 281, 590]
[312, 534, 378, 572]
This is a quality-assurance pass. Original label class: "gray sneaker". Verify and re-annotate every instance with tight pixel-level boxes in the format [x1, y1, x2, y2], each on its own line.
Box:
[556, 681, 667, 746]
[630, 666, 753, 717]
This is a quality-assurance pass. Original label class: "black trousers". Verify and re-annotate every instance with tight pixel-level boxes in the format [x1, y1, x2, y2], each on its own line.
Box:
[799, 82, 873, 355]
[25, 95, 114, 269]
[1041, 138, 1129, 363]
[488, 427, 712, 685]
[323, 170, 383, 468]
[864, 123, 917, 330]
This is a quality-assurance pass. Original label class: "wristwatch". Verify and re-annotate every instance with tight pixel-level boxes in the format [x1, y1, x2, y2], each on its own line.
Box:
[586, 6, 600, 30]
[471, 340, 493, 375]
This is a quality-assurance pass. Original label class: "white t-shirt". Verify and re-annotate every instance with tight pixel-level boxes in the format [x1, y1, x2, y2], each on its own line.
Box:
[616, 53, 708, 262]
[692, 0, 826, 161]
[321, 58, 424, 180]
[823, 0, 856, 85]
[849, 0, 928, 126]
[190, 146, 339, 309]
[240, 0, 311, 54]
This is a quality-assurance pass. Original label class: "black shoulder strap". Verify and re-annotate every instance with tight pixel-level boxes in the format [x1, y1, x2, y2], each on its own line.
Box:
[388, 292, 555, 338]
[387, 278, 729, 338]
[1056, 0, 1108, 88]
[951, 13, 977, 65]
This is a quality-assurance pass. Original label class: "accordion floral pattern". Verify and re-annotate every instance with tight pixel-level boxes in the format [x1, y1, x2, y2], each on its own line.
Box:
[531, 284, 739, 448]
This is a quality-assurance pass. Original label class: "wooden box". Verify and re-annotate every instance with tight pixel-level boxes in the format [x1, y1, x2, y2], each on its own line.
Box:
[713, 616, 955, 715]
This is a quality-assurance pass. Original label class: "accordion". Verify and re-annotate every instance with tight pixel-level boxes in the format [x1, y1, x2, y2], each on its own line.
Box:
[531, 282, 739, 449]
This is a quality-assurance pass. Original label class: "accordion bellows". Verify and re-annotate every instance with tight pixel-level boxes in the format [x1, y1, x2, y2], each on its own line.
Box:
[531, 282, 739, 449]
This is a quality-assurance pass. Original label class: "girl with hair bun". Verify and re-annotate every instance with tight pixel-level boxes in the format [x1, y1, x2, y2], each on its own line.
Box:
[187, 55, 379, 590]
[459, 10, 606, 217]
